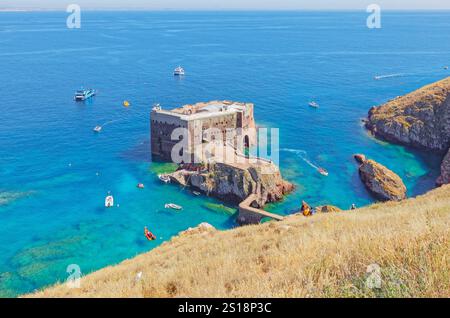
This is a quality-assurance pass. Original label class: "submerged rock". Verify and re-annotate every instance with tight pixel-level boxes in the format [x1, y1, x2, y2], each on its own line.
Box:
[356, 157, 407, 202]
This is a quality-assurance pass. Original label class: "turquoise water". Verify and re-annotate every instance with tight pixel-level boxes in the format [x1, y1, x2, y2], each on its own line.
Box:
[0, 11, 448, 297]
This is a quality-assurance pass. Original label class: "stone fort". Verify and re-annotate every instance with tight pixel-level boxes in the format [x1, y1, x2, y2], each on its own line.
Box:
[150, 100, 256, 162]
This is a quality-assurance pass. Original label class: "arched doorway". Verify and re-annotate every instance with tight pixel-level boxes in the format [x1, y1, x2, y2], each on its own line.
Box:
[244, 135, 250, 148]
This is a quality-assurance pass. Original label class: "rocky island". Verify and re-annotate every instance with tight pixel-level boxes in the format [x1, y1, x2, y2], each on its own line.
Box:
[151, 101, 293, 224]
[354, 154, 407, 201]
[366, 77, 450, 185]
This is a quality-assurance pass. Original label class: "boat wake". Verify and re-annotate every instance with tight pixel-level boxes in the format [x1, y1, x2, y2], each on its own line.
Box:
[280, 148, 321, 171]
[374, 73, 405, 80]
[101, 119, 122, 127]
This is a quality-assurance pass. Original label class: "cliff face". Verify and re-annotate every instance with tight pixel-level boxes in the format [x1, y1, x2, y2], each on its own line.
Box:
[170, 161, 293, 206]
[437, 149, 450, 186]
[366, 77, 450, 185]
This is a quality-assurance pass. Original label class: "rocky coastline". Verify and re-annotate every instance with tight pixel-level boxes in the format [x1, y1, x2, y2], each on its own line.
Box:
[365, 77, 450, 185]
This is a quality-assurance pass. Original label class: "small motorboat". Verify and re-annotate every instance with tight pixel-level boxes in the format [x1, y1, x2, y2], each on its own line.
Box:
[445, 66, 449, 70]
[74, 88, 96, 101]
[105, 194, 114, 208]
[144, 227, 156, 241]
[158, 174, 171, 183]
[174, 66, 185, 76]
[93, 125, 102, 132]
[318, 168, 329, 176]
[165, 203, 183, 210]
[152, 103, 161, 111]
[123, 100, 130, 107]
[308, 101, 319, 108]
[192, 191, 201, 196]
[137, 183, 145, 189]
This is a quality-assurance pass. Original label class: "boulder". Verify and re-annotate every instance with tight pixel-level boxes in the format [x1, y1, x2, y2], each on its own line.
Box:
[359, 159, 407, 201]
[316, 205, 342, 213]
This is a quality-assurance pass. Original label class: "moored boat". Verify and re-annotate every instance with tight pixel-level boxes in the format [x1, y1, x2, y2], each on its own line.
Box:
[158, 174, 171, 183]
[308, 101, 319, 108]
[173, 66, 185, 76]
[105, 194, 114, 207]
[74, 88, 96, 101]
[165, 203, 182, 210]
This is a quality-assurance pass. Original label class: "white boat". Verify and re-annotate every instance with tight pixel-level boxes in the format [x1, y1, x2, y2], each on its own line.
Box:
[192, 191, 201, 196]
[152, 103, 161, 111]
[308, 101, 319, 108]
[105, 195, 114, 208]
[165, 203, 182, 210]
[93, 126, 102, 132]
[374, 76, 381, 80]
[174, 66, 185, 76]
[318, 168, 329, 176]
[158, 174, 171, 183]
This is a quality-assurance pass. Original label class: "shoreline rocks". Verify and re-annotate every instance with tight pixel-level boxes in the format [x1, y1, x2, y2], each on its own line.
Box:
[365, 77, 450, 186]
[354, 155, 407, 202]
[437, 149, 450, 186]
[316, 205, 342, 213]
[169, 161, 294, 207]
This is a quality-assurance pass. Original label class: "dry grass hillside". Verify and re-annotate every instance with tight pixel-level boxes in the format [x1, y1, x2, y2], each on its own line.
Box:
[30, 185, 450, 298]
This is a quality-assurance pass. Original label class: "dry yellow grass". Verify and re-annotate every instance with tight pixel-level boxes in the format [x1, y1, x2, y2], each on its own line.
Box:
[29, 185, 450, 298]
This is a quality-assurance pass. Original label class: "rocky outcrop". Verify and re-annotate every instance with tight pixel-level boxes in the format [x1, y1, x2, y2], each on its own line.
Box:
[178, 223, 216, 237]
[365, 77, 450, 185]
[437, 149, 450, 186]
[366, 77, 450, 151]
[354, 155, 407, 201]
[316, 205, 342, 213]
[353, 154, 366, 164]
[170, 161, 294, 207]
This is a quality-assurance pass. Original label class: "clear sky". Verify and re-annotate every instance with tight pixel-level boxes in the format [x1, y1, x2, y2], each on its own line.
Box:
[1, 0, 450, 10]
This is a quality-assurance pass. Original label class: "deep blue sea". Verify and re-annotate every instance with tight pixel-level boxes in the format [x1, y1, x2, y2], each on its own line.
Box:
[0, 11, 449, 297]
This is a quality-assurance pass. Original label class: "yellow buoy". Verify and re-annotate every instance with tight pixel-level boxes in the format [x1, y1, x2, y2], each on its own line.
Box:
[123, 100, 130, 107]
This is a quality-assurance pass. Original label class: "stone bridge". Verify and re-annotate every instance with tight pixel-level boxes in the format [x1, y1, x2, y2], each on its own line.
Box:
[237, 194, 284, 225]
